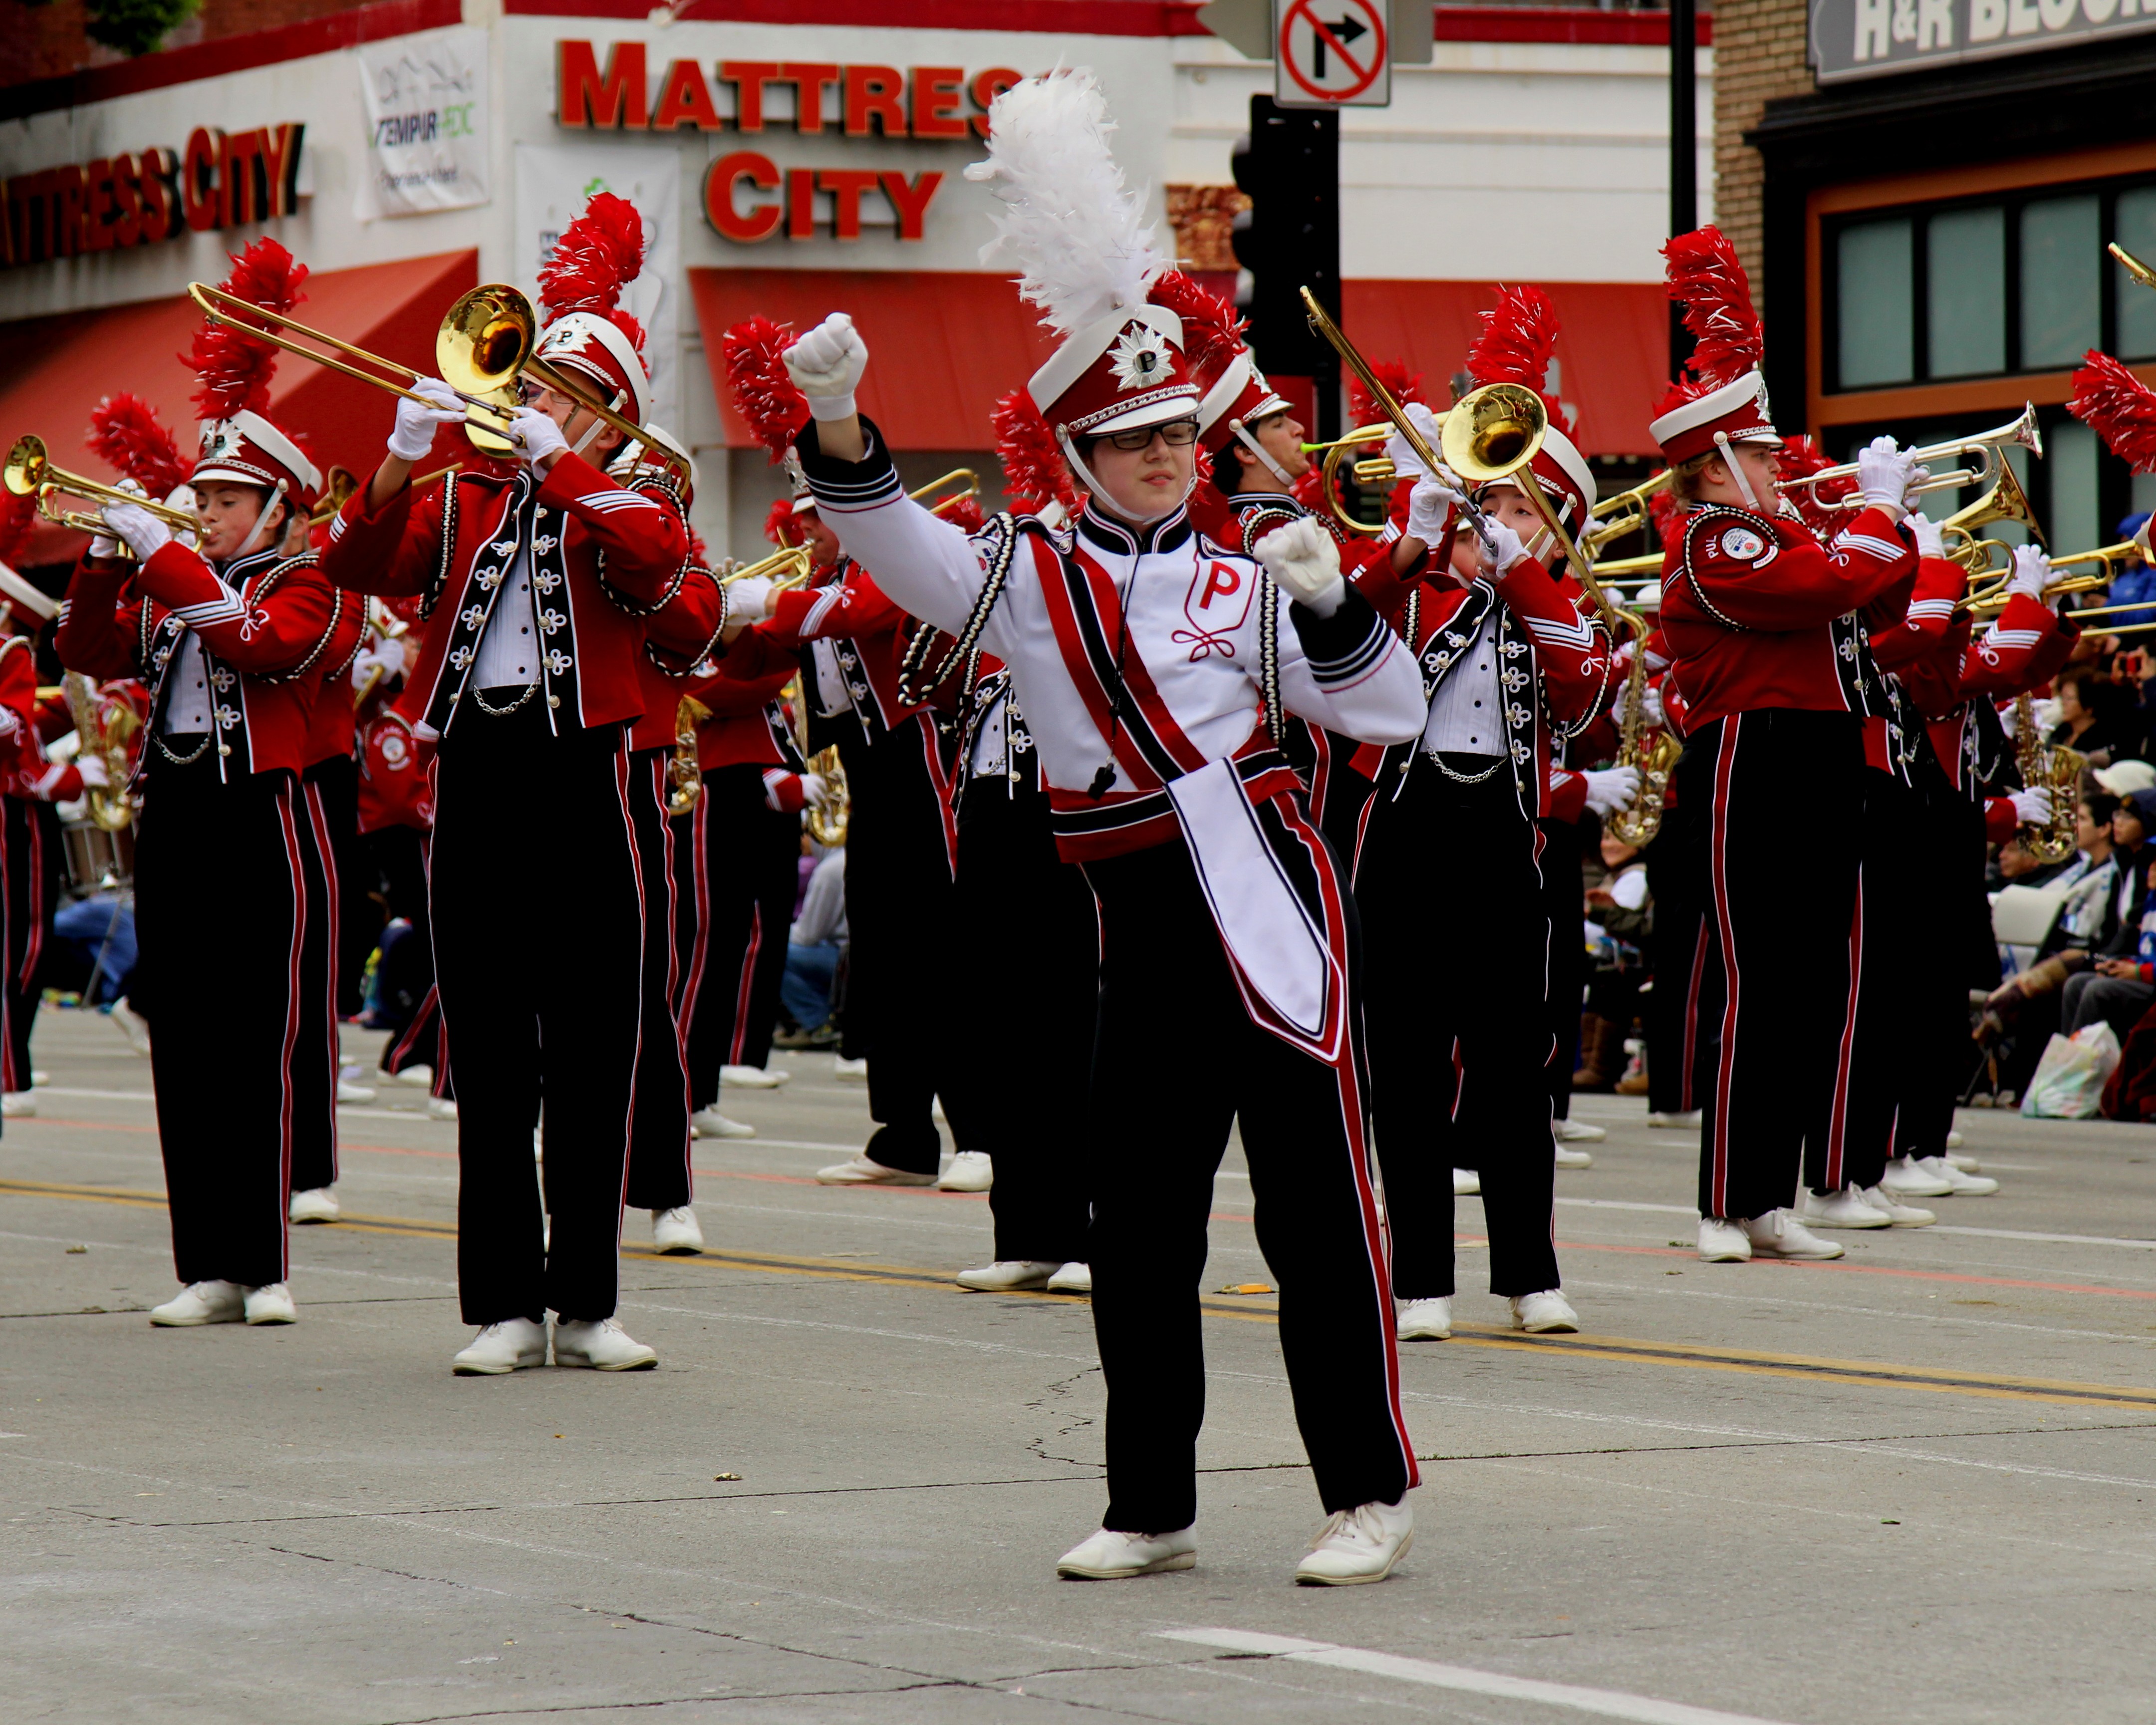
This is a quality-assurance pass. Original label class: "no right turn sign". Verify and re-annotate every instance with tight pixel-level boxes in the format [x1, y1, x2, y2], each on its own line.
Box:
[1274, 0, 1391, 108]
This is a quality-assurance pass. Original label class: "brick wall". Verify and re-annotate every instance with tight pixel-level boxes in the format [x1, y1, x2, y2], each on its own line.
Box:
[1711, 0, 1813, 309]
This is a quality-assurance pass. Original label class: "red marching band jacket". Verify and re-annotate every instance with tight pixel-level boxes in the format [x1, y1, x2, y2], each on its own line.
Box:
[765, 557, 930, 735]
[9, 681, 90, 802]
[682, 623, 812, 810]
[56, 541, 340, 780]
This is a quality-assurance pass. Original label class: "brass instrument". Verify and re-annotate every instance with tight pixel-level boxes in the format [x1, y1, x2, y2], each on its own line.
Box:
[310, 466, 359, 526]
[1777, 403, 2043, 509]
[1939, 461, 2045, 561]
[668, 695, 708, 816]
[2111, 242, 2156, 288]
[1961, 519, 2148, 615]
[352, 598, 413, 707]
[61, 672, 138, 833]
[787, 677, 849, 846]
[718, 542, 815, 589]
[1583, 469, 1674, 558]
[2012, 691, 2083, 864]
[911, 469, 982, 518]
[1300, 423, 1404, 537]
[5, 434, 198, 542]
[1589, 551, 1665, 581]
[1604, 611, 1680, 848]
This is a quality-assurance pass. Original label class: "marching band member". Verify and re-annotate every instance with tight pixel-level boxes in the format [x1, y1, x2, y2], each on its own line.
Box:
[1351, 286, 1619, 1343]
[785, 70, 1426, 1584]
[59, 244, 338, 1327]
[318, 195, 699, 1375]
[0, 576, 66, 1116]
[1651, 229, 1921, 1263]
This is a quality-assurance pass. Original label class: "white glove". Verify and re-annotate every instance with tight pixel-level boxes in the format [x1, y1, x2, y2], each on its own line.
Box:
[508, 407, 569, 471]
[784, 313, 869, 423]
[1582, 765, 1641, 817]
[389, 378, 465, 461]
[1997, 700, 2018, 741]
[1252, 516, 1346, 617]
[1405, 470, 1465, 546]
[103, 497, 170, 563]
[2007, 544, 2053, 605]
[76, 754, 110, 790]
[727, 575, 776, 620]
[1856, 436, 1915, 518]
[799, 772, 830, 807]
[1910, 513, 1945, 559]
[1900, 464, 1932, 511]
[1615, 678, 1664, 730]
[2010, 786, 2052, 826]
[1476, 518, 1530, 576]
[1380, 402, 1446, 483]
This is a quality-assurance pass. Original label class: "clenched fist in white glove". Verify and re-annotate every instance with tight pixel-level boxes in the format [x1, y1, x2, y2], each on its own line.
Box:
[508, 406, 569, 472]
[1380, 402, 1446, 483]
[784, 313, 869, 423]
[1615, 676, 1664, 730]
[727, 575, 777, 621]
[1476, 518, 1530, 577]
[799, 772, 831, 808]
[103, 476, 171, 563]
[1405, 470, 1466, 547]
[1856, 436, 1916, 519]
[390, 379, 465, 461]
[1582, 765, 1641, 817]
[1252, 516, 1346, 617]
[2010, 786, 2053, 826]
[1910, 512, 1945, 559]
[2007, 543, 2054, 605]
[76, 753, 110, 790]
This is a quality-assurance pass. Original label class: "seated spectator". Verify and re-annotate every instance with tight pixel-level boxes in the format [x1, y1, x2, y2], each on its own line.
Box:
[776, 848, 846, 1049]
[2061, 790, 2156, 1041]
[2095, 514, 2156, 629]
[2049, 668, 2141, 765]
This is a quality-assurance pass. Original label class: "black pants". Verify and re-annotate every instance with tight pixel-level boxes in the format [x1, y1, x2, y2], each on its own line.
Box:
[1083, 835, 1413, 1531]
[1, 795, 59, 1093]
[623, 747, 693, 1214]
[1896, 783, 1993, 1160]
[1826, 765, 1924, 1193]
[289, 766, 345, 1195]
[835, 711, 954, 1176]
[1539, 814, 1587, 1123]
[1678, 711, 1863, 1220]
[1357, 762, 1559, 1298]
[672, 763, 799, 1110]
[310, 752, 373, 1019]
[432, 703, 644, 1325]
[943, 773, 1095, 1264]
[1643, 811, 1706, 1116]
[134, 746, 307, 1289]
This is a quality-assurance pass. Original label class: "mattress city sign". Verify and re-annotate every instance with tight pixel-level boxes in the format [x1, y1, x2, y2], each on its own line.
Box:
[3, 124, 305, 269]
[556, 41, 1018, 243]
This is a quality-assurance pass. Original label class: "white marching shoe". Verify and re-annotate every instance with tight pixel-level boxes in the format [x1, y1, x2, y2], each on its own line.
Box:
[243, 1283, 295, 1325]
[109, 996, 152, 1055]
[1648, 1109, 1701, 1128]
[690, 1108, 755, 1140]
[1511, 1290, 1579, 1333]
[721, 1064, 789, 1088]
[288, 1186, 340, 1224]
[150, 1280, 245, 1326]
[652, 1207, 704, 1254]
[832, 1055, 868, 1081]
[1556, 1118, 1606, 1144]
[938, 1150, 993, 1192]
[815, 1153, 935, 1186]
[1554, 1143, 1594, 1169]
[1697, 1216, 1752, 1262]
[1743, 1209, 1844, 1259]
[393, 1063, 434, 1088]
[1057, 1525, 1196, 1579]
[427, 1096, 459, 1122]
[1047, 1261, 1092, 1294]
[1879, 1153, 1953, 1198]
[1917, 1153, 1998, 1195]
[1452, 1167, 1481, 1196]
[1858, 1185, 1936, 1226]
[552, 1317, 659, 1370]
[1799, 1187, 1891, 1228]
[337, 1079, 377, 1105]
[1396, 1295, 1453, 1340]
[452, 1318, 549, 1375]
[955, 1259, 1058, 1292]
[1296, 1497, 1414, 1585]
[1, 1090, 34, 1118]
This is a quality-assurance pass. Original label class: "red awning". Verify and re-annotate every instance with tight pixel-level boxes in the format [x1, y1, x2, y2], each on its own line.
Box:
[1340, 279, 1671, 458]
[0, 249, 478, 565]
[690, 268, 1061, 453]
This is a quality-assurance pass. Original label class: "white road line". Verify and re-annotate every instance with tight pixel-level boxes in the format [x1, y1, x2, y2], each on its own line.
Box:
[1157, 1630, 1790, 1725]
[1929, 1224, 2156, 1249]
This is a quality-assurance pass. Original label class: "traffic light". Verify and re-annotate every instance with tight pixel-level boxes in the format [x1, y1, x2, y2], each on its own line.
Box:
[1229, 94, 1340, 438]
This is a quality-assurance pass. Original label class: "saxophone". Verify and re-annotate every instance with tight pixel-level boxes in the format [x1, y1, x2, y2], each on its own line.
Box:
[1604, 615, 1680, 848]
[667, 695, 708, 817]
[787, 678, 848, 846]
[2012, 691, 2082, 863]
[62, 673, 137, 833]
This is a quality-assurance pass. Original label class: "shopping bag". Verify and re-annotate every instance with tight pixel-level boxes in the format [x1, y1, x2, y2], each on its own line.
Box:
[2021, 1023, 2124, 1119]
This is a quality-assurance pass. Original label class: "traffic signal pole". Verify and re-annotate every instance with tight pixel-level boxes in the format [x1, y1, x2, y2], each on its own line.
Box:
[1669, 0, 1697, 376]
[1231, 95, 1342, 442]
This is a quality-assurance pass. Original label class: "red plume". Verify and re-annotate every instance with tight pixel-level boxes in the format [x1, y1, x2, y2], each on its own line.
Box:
[1148, 270, 1245, 379]
[86, 394, 187, 497]
[1348, 360, 1422, 429]
[993, 388, 1078, 516]
[724, 317, 810, 463]
[1663, 225, 1763, 388]
[0, 490, 34, 568]
[1465, 285, 1574, 436]
[538, 190, 648, 356]
[182, 238, 307, 421]
[1647, 486, 1684, 552]
[765, 496, 804, 550]
[2070, 350, 2156, 474]
[937, 496, 987, 535]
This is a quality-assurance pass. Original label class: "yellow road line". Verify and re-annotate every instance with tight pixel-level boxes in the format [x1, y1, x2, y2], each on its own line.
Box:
[10, 1176, 2156, 1412]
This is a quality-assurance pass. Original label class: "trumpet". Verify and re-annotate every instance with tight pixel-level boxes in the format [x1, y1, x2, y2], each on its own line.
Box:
[718, 542, 814, 588]
[1300, 423, 1405, 537]
[5, 434, 198, 541]
[2111, 242, 2156, 289]
[1962, 521, 2150, 615]
[1777, 403, 2043, 508]
[1583, 470, 1673, 558]
[912, 469, 981, 519]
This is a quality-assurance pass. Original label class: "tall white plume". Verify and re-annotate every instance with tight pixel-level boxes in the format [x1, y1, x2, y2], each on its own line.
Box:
[963, 69, 1166, 336]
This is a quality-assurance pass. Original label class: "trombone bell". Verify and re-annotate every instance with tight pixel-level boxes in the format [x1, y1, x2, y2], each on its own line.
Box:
[1441, 382, 1546, 485]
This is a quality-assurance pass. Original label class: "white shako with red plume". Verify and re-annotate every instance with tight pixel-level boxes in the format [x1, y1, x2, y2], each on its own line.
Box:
[964, 70, 1198, 494]
[180, 238, 322, 530]
[535, 192, 652, 435]
[1463, 284, 1596, 528]
[1148, 271, 1292, 477]
[1648, 226, 1779, 472]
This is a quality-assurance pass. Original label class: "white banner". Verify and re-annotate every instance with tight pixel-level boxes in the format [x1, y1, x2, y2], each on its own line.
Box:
[353, 25, 491, 220]
[514, 144, 682, 441]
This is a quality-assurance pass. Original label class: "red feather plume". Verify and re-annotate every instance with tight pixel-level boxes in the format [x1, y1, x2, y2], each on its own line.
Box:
[724, 317, 810, 463]
[0, 490, 34, 568]
[937, 496, 987, 535]
[86, 394, 187, 497]
[1465, 285, 1574, 436]
[182, 238, 307, 421]
[1348, 360, 1423, 429]
[992, 388, 1078, 516]
[1648, 487, 1685, 552]
[1663, 226, 1763, 388]
[765, 496, 804, 550]
[538, 191, 648, 358]
[1148, 270, 1245, 379]
[2070, 350, 2156, 474]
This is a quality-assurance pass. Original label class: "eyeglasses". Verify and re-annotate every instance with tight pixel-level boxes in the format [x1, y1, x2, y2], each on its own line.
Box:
[1102, 419, 1200, 452]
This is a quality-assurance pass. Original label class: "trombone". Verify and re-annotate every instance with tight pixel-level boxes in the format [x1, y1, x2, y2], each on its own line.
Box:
[5, 434, 198, 539]
[1777, 403, 2043, 509]
[913, 469, 981, 519]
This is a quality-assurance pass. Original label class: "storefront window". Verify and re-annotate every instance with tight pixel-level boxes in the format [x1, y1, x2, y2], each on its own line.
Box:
[2117, 186, 2156, 361]
[2047, 419, 2101, 557]
[1837, 218, 1913, 388]
[1927, 207, 2005, 378]
[2020, 194, 2102, 372]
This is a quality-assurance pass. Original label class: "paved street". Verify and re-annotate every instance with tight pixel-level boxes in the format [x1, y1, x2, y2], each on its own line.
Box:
[5, 1006, 2156, 1724]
